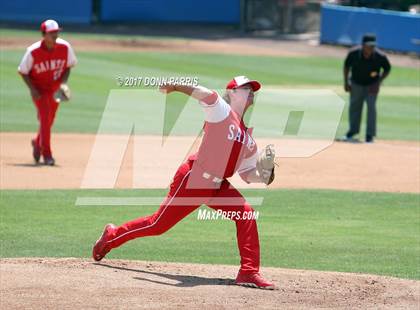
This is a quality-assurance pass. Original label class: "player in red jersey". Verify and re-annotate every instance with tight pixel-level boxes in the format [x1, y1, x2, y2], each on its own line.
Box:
[93, 76, 277, 290]
[18, 20, 77, 165]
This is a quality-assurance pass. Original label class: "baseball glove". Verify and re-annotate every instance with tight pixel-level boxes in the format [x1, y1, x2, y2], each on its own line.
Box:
[256, 144, 276, 185]
[54, 83, 71, 103]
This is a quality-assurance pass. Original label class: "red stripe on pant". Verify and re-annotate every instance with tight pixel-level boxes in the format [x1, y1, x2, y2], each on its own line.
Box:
[33, 94, 59, 158]
[106, 160, 260, 274]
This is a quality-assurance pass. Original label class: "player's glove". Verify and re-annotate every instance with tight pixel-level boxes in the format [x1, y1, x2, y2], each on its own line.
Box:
[256, 144, 276, 185]
[54, 83, 71, 103]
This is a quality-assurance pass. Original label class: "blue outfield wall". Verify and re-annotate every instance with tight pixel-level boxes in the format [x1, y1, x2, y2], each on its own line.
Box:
[100, 0, 240, 24]
[0, 0, 92, 24]
[320, 4, 420, 53]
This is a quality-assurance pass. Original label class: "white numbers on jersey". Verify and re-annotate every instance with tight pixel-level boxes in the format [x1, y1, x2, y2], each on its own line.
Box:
[227, 124, 255, 151]
[53, 69, 64, 81]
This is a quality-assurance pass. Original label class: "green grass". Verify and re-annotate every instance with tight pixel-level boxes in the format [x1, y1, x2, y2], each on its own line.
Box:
[1, 189, 419, 279]
[1, 34, 419, 139]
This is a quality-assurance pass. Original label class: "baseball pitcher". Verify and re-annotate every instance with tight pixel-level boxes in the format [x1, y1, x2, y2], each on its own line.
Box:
[93, 76, 277, 289]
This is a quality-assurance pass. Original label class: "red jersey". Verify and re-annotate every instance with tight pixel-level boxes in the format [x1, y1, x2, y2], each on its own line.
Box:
[18, 38, 77, 94]
[189, 92, 258, 181]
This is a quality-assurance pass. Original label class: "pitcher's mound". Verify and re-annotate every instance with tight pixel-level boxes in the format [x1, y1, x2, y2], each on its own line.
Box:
[1, 258, 418, 309]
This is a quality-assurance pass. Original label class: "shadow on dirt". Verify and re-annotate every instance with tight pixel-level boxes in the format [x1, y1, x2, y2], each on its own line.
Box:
[9, 163, 60, 168]
[9, 163, 42, 167]
[95, 263, 235, 288]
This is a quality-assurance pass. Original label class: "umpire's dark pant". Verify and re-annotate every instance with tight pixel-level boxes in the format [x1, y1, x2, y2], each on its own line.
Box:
[347, 83, 378, 139]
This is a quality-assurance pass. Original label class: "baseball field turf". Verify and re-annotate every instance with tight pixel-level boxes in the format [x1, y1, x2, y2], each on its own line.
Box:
[0, 28, 419, 287]
[0, 29, 419, 140]
[1, 189, 419, 279]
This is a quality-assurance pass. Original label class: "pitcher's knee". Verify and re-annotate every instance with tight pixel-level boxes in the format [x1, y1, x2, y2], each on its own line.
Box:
[231, 204, 257, 222]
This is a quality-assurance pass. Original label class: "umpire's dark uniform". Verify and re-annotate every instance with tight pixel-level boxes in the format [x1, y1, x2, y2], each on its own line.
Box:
[343, 34, 391, 143]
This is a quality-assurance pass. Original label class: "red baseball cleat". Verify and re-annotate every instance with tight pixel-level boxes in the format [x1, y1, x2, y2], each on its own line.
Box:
[92, 223, 116, 261]
[235, 272, 276, 290]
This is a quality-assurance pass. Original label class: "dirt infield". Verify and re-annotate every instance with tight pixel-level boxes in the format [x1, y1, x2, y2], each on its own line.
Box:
[0, 258, 418, 309]
[1, 132, 419, 192]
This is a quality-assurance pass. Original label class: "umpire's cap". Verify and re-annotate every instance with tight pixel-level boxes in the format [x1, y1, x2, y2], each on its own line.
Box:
[362, 34, 376, 46]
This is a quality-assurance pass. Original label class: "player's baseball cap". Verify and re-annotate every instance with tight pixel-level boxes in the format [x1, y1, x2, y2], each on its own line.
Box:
[40, 20, 61, 33]
[226, 76, 261, 92]
[362, 33, 376, 46]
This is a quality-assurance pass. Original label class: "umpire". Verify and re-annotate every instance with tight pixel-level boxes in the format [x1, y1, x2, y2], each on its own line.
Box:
[343, 34, 391, 143]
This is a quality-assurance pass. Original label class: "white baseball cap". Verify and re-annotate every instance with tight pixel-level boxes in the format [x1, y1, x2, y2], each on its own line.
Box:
[226, 75, 261, 92]
[40, 19, 61, 33]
